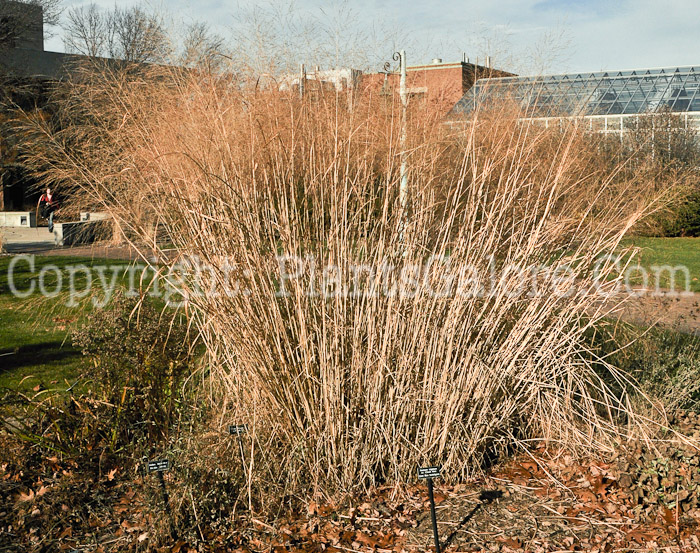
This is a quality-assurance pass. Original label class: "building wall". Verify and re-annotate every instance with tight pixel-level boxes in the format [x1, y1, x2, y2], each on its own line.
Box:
[280, 67, 363, 93]
[360, 62, 514, 114]
[0, 0, 44, 51]
[2, 48, 79, 79]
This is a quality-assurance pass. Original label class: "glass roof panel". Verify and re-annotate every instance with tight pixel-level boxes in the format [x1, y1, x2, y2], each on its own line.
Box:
[452, 66, 700, 117]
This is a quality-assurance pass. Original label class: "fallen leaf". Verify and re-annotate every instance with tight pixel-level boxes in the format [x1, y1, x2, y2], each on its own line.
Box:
[355, 532, 378, 548]
[18, 489, 35, 502]
[627, 529, 659, 544]
[662, 507, 675, 526]
[121, 520, 142, 533]
[497, 536, 523, 549]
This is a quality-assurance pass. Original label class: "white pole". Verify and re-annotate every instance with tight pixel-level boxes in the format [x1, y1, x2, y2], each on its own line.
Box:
[299, 63, 305, 99]
[399, 50, 408, 216]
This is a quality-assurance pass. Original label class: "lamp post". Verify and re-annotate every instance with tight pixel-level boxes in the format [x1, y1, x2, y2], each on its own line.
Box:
[384, 50, 409, 249]
[299, 63, 306, 99]
[398, 50, 408, 215]
[389, 50, 409, 248]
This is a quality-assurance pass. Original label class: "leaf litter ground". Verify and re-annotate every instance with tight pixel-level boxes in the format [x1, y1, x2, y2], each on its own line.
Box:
[3, 413, 700, 552]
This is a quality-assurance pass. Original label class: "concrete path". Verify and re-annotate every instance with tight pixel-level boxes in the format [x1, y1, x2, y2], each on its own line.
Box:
[0, 225, 56, 253]
[1, 226, 141, 260]
[604, 289, 700, 335]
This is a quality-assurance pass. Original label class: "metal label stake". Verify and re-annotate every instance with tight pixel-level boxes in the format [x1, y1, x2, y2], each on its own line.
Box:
[418, 465, 442, 553]
[229, 424, 249, 478]
[146, 458, 177, 541]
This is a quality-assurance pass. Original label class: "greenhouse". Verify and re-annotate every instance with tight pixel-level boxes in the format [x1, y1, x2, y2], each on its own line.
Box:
[452, 65, 700, 135]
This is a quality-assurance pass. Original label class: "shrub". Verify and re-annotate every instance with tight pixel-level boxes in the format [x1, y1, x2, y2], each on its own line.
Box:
[594, 108, 700, 238]
[605, 325, 700, 413]
[72, 291, 196, 448]
[656, 184, 700, 237]
[0, 292, 197, 466]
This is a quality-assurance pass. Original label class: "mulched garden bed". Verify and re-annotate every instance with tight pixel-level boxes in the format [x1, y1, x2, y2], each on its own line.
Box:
[3, 413, 700, 552]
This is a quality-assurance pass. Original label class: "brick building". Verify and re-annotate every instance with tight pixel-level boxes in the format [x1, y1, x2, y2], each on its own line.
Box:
[281, 58, 515, 115]
[360, 57, 514, 113]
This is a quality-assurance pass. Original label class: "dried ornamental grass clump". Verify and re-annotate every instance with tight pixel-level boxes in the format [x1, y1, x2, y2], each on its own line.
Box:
[20, 59, 696, 500]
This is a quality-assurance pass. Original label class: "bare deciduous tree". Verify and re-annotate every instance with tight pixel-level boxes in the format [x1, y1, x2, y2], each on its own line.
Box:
[62, 3, 108, 58]
[107, 6, 166, 63]
[180, 21, 226, 69]
[63, 3, 167, 63]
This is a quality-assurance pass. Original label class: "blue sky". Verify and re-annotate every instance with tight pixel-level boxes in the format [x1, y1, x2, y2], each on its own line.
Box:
[45, 0, 700, 75]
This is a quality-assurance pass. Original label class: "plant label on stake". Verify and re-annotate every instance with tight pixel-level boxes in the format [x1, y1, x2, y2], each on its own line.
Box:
[147, 459, 170, 472]
[417, 466, 441, 479]
[418, 466, 442, 553]
[229, 424, 248, 478]
[146, 458, 177, 541]
[229, 424, 247, 435]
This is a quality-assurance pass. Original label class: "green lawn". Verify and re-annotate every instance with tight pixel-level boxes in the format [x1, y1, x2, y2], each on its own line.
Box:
[0, 255, 141, 392]
[1, 239, 697, 392]
[621, 237, 700, 292]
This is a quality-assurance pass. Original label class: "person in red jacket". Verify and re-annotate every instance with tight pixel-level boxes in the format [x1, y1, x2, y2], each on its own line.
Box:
[37, 188, 59, 232]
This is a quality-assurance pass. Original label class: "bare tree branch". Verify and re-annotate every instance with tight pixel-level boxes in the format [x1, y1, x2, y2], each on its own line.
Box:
[63, 3, 110, 58]
[62, 4, 168, 63]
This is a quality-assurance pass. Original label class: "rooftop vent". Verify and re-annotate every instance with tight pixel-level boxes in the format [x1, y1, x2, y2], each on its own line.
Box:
[431, 58, 442, 65]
